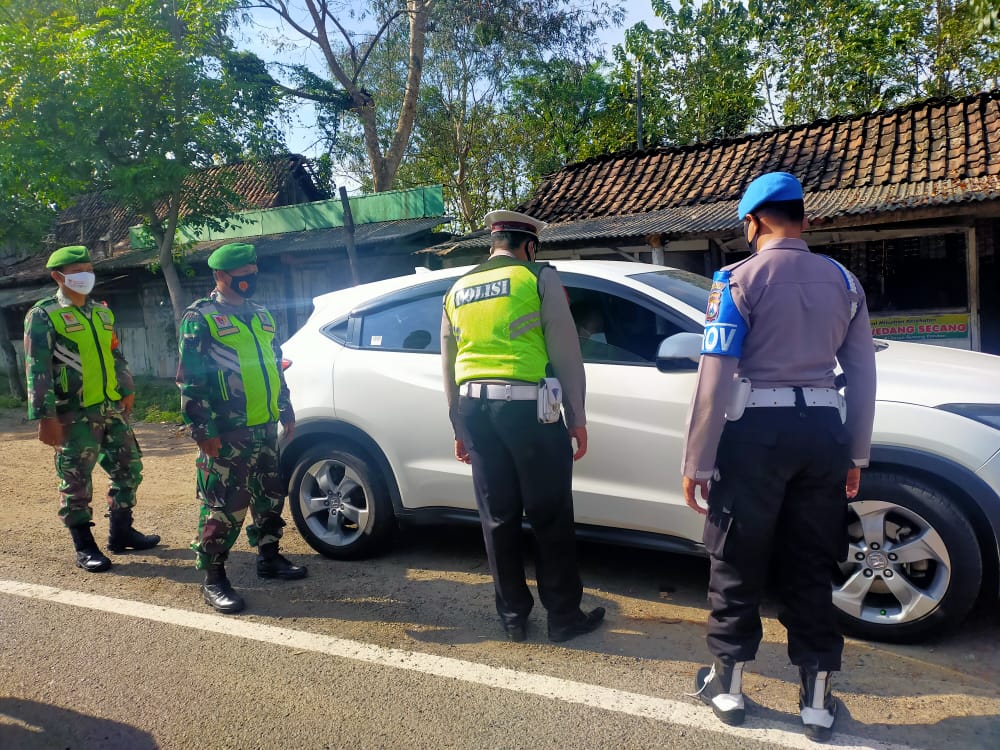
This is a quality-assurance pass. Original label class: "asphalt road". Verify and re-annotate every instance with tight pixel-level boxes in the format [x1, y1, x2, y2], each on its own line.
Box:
[1, 418, 998, 749]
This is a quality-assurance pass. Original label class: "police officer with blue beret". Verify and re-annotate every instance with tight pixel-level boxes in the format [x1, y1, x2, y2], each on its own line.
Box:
[682, 173, 877, 741]
[440, 210, 605, 644]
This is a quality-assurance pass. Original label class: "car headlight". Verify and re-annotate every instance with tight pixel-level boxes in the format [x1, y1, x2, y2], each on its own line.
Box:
[937, 403, 1000, 431]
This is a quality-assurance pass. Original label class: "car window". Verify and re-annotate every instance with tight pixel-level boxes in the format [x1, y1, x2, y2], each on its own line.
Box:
[359, 293, 442, 353]
[629, 268, 712, 313]
[567, 287, 686, 364]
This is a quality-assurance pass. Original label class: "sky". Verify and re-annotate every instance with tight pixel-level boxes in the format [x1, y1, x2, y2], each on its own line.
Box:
[240, 1, 666, 166]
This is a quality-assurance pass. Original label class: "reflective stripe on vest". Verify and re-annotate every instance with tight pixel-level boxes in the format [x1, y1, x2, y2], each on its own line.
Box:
[44, 302, 121, 407]
[444, 259, 549, 384]
[201, 304, 280, 425]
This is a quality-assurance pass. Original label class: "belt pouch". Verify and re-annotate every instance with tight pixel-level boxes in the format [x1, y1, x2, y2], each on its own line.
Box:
[537, 377, 562, 423]
[725, 377, 752, 421]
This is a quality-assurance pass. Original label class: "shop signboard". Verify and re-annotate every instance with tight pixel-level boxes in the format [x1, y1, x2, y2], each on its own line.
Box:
[870, 313, 971, 347]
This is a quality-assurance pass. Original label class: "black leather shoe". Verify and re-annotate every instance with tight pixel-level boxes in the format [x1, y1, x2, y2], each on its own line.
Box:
[257, 544, 308, 580]
[503, 621, 527, 642]
[75, 548, 112, 572]
[547, 607, 605, 643]
[202, 580, 245, 614]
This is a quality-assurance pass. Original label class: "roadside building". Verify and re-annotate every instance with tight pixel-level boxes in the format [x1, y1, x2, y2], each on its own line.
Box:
[430, 91, 1000, 352]
[0, 156, 450, 377]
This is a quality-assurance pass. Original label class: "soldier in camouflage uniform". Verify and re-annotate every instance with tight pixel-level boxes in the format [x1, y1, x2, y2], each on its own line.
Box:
[177, 242, 307, 614]
[24, 244, 160, 572]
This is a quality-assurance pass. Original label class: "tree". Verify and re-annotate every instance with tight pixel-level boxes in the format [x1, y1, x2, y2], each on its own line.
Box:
[243, 0, 621, 202]
[0, 0, 284, 323]
[585, 0, 760, 154]
[508, 59, 614, 183]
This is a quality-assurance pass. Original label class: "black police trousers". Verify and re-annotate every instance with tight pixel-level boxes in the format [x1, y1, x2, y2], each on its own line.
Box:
[704, 405, 850, 672]
[459, 395, 584, 628]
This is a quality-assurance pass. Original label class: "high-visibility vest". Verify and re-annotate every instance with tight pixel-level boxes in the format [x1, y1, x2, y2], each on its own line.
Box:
[201, 303, 281, 425]
[44, 301, 121, 407]
[444, 256, 549, 385]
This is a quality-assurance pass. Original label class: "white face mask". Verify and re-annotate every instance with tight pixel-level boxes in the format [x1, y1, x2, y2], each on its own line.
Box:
[61, 271, 96, 295]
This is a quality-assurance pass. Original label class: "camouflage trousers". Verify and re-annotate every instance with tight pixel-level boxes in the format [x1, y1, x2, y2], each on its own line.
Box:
[55, 406, 143, 527]
[191, 424, 286, 569]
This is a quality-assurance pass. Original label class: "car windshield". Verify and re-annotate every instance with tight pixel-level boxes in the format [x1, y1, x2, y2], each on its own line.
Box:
[629, 269, 712, 313]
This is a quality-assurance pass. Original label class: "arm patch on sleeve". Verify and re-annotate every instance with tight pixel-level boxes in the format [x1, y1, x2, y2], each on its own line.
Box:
[701, 270, 747, 357]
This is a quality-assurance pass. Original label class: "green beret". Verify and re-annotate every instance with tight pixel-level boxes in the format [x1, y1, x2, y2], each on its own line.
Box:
[46, 245, 91, 269]
[208, 242, 257, 271]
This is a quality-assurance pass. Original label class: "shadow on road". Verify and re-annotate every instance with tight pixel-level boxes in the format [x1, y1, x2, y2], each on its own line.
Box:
[0, 697, 157, 750]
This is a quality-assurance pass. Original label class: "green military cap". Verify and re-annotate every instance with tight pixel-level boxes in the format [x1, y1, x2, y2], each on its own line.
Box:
[46, 245, 91, 269]
[208, 242, 257, 271]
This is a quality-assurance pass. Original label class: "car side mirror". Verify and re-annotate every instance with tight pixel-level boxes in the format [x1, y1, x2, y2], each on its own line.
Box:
[656, 332, 702, 372]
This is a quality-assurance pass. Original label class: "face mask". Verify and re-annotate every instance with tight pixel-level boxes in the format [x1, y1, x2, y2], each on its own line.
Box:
[61, 271, 96, 295]
[229, 272, 258, 298]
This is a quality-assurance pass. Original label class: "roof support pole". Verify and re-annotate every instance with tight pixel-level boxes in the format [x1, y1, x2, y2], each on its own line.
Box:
[647, 233, 665, 265]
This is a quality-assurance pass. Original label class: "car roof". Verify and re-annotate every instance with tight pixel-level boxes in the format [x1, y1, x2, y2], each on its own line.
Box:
[310, 259, 684, 317]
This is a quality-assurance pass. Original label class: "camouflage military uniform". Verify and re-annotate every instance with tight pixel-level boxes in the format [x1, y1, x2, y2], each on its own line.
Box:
[24, 291, 142, 527]
[177, 289, 294, 570]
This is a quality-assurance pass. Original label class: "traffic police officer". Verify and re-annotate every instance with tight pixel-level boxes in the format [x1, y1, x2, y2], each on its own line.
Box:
[24, 244, 160, 572]
[177, 242, 306, 614]
[682, 173, 877, 741]
[441, 210, 605, 643]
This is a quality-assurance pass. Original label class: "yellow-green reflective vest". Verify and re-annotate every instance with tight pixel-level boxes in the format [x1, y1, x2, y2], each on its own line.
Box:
[44, 302, 121, 407]
[444, 256, 550, 385]
[202, 304, 281, 425]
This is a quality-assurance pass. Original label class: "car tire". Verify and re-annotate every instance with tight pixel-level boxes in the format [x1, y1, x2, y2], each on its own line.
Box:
[833, 470, 982, 643]
[288, 443, 395, 560]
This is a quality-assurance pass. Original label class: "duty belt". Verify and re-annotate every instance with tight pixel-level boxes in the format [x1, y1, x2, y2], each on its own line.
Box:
[746, 387, 842, 409]
[463, 382, 537, 401]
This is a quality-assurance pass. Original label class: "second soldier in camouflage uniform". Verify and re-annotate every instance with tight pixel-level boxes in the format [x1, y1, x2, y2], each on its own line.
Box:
[24, 244, 160, 572]
[177, 242, 306, 614]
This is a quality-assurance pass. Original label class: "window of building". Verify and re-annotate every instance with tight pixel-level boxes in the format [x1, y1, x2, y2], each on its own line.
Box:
[825, 234, 968, 312]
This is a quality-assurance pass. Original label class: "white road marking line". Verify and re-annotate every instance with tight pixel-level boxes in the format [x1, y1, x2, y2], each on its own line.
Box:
[1, 579, 921, 750]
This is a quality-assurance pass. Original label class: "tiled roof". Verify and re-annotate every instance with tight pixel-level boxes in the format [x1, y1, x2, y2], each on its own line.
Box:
[52, 155, 327, 251]
[523, 91, 1000, 221]
[431, 91, 1000, 254]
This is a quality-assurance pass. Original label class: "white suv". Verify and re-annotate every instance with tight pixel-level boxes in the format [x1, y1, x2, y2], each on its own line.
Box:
[280, 260, 1000, 642]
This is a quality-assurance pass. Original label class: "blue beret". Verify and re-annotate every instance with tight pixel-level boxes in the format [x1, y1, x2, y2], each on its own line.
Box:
[208, 242, 257, 271]
[737, 172, 804, 220]
[46, 245, 91, 269]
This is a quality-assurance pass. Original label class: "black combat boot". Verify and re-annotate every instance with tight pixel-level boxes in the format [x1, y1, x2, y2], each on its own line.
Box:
[69, 523, 112, 572]
[107, 508, 161, 553]
[256, 542, 308, 580]
[691, 659, 746, 726]
[799, 667, 837, 742]
[202, 563, 245, 614]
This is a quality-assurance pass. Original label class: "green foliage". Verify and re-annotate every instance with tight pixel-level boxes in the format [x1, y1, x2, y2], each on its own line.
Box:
[131, 377, 183, 424]
[591, 0, 1000, 150]
[608, 0, 759, 148]
[0, 0, 286, 251]
[0, 373, 25, 409]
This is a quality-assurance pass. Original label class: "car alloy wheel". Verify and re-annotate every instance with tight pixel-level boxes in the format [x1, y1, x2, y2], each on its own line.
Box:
[832, 471, 981, 642]
[288, 443, 396, 560]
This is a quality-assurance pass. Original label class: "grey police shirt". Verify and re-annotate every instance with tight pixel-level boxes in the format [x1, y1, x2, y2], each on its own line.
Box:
[441, 251, 587, 433]
[682, 237, 877, 479]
